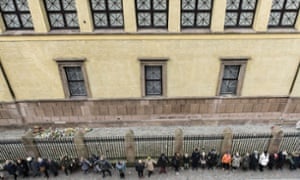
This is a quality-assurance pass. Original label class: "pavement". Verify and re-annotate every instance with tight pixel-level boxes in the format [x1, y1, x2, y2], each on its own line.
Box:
[2, 167, 299, 180]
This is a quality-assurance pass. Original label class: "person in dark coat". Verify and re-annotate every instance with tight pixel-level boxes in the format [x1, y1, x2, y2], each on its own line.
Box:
[135, 159, 145, 178]
[79, 157, 91, 174]
[27, 157, 40, 177]
[249, 150, 259, 171]
[47, 159, 59, 177]
[60, 155, 72, 175]
[4, 160, 18, 180]
[172, 152, 181, 175]
[207, 149, 218, 169]
[275, 151, 287, 169]
[241, 153, 250, 170]
[16, 158, 29, 178]
[157, 153, 169, 173]
[191, 148, 200, 170]
[37, 157, 49, 178]
[268, 153, 276, 170]
[95, 156, 112, 178]
[183, 153, 190, 169]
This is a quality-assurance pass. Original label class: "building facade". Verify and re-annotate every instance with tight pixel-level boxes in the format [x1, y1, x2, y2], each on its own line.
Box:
[0, 0, 300, 127]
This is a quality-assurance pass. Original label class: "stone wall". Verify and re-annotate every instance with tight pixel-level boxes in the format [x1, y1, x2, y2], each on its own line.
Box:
[0, 97, 299, 127]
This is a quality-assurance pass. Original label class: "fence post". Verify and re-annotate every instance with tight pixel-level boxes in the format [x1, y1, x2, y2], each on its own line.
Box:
[125, 129, 135, 163]
[174, 128, 183, 155]
[268, 126, 284, 154]
[22, 130, 40, 158]
[74, 130, 89, 158]
[221, 127, 233, 155]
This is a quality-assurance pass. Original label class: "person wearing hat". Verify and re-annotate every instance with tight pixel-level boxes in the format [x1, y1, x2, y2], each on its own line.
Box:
[145, 156, 156, 177]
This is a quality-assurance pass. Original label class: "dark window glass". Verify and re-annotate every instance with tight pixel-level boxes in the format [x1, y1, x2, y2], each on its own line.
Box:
[0, 0, 33, 30]
[268, 0, 300, 28]
[135, 0, 168, 29]
[64, 66, 87, 96]
[181, 0, 213, 29]
[145, 66, 162, 95]
[44, 0, 79, 29]
[225, 0, 257, 28]
[220, 65, 240, 95]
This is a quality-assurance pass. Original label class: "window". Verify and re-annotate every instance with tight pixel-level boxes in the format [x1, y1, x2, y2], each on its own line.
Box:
[268, 0, 300, 28]
[140, 59, 167, 97]
[135, 0, 169, 29]
[217, 59, 247, 96]
[181, 0, 213, 29]
[0, 0, 33, 30]
[225, 0, 258, 28]
[44, 0, 79, 29]
[57, 60, 90, 98]
[90, 0, 124, 29]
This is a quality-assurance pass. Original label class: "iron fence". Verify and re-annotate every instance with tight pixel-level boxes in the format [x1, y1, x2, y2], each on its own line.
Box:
[0, 139, 27, 161]
[34, 137, 77, 159]
[184, 134, 223, 154]
[279, 132, 300, 152]
[84, 136, 126, 160]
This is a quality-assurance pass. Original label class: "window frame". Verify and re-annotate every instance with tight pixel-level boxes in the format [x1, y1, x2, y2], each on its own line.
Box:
[43, 0, 79, 30]
[89, 0, 124, 29]
[217, 59, 248, 96]
[135, 0, 169, 29]
[268, 0, 300, 28]
[56, 59, 91, 99]
[181, 0, 214, 29]
[224, 0, 258, 28]
[139, 59, 168, 97]
[0, 0, 34, 30]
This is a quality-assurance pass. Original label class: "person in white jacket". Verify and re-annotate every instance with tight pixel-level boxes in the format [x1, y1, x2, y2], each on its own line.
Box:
[259, 151, 269, 172]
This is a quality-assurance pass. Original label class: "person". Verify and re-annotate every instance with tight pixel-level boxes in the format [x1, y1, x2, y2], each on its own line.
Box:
[47, 158, 59, 177]
[268, 153, 276, 170]
[231, 152, 241, 170]
[183, 153, 190, 170]
[60, 155, 72, 175]
[221, 151, 231, 170]
[275, 151, 285, 169]
[79, 157, 92, 174]
[241, 153, 250, 170]
[27, 157, 40, 177]
[207, 149, 218, 169]
[199, 151, 206, 169]
[37, 157, 49, 178]
[16, 158, 29, 178]
[135, 159, 145, 178]
[157, 153, 169, 173]
[259, 151, 269, 172]
[3, 160, 17, 180]
[115, 161, 126, 178]
[96, 156, 112, 178]
[145, 156, 156, 177]
[249, 150, 259, 171]
[172, 152, 181, 175]
[286, 152, 296, 170]
[191, 148, 200, 170]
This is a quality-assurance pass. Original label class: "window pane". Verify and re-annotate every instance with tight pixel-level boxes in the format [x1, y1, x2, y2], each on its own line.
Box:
[223, 65, 240, 79]
[220, 80, 238, 95]
[145, 66, 162, 80]
[65, 67, 84, 81]
[146, 81, 162, 95]
[68, 82, 87, 96]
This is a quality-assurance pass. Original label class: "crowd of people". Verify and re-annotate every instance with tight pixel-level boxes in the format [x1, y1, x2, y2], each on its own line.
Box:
[0, 148, 299, 179]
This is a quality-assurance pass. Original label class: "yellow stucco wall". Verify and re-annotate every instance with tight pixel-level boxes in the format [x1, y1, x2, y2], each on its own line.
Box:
[0, 34, 299, 100]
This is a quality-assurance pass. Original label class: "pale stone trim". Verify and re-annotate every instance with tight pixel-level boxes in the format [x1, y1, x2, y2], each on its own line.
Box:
[0, 13, 5, 33]
[253, 0, 273, 32]
[295, 10, 300, 31]
[211, 0, 226, 32]
[168, 0, 181, 33]
[75, 0, 94, 32]
[28, 0, 50, 33]
[123, 0, 137, 32]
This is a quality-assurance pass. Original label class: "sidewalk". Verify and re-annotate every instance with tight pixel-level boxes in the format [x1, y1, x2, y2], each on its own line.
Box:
[6, 167, 298, 180]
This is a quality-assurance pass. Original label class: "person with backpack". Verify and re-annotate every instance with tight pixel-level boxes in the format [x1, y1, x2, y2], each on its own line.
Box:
[191, 148, 200, 170]
[115, 161, 126, 178]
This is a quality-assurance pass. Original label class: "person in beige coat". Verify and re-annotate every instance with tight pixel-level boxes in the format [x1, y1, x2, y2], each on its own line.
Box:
[145, 156, 157, 177]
